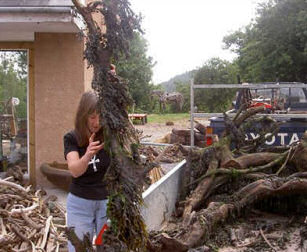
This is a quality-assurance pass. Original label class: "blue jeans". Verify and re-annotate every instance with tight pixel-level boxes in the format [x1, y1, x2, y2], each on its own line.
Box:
[66, 193, 108, 252]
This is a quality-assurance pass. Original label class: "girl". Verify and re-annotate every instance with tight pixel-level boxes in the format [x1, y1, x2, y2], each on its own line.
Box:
[64, 91, 110, 251]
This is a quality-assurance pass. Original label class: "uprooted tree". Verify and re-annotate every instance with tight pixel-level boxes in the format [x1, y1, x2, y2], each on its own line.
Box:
[69, 0, 153, 251]
[147, 105, 307, 251]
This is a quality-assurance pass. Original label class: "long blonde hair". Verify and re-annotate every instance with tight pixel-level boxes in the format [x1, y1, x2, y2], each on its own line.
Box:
[74, 91, 103, 147]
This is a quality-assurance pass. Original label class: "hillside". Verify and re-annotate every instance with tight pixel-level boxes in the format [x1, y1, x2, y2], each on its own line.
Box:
[160, 70, 196, 92]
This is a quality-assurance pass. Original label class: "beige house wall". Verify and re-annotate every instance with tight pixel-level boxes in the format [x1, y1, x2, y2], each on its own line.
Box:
[84, 60, 93, 91]
[0, 35, 94, 186]
[34, 33, 90, 184]
[0, 6, 99, 186]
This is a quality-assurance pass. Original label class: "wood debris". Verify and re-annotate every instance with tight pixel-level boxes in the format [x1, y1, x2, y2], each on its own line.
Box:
[0, 176, 67, 251]
[147, 107, 307, 251]
[139, 144, 185, 164]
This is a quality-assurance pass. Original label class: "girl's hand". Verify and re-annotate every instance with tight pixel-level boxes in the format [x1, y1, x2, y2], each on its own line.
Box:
[84, 133, 104, 161]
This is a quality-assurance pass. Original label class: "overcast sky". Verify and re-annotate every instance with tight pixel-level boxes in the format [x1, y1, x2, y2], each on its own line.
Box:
[129, 0, 268, 84]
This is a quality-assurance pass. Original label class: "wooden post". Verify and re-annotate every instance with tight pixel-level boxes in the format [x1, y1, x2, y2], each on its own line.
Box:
[28, 46, 35, 187]
[190, 79, 194, 147]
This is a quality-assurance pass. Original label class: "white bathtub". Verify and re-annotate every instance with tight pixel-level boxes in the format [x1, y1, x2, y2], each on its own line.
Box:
[141, 159, 186, 231]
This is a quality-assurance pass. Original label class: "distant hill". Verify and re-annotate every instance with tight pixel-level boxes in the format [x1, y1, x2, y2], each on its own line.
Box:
[159, 70, 196, 92]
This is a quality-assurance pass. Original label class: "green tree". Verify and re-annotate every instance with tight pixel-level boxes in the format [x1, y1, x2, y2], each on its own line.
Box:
[175, 81, 190, 112]
[16, 51, 27, 79]
[0, 52, 27, 118]
[223, 0, 307, 82]
[193, 58, 238, 112]
[174, 58, 239, 113]
[115, 32, 155, 112]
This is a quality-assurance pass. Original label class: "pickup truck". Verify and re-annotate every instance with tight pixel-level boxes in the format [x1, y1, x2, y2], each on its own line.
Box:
[207, 83, 307, 146]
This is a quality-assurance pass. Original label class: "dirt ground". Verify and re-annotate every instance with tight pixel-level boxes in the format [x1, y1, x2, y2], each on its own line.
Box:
[208, 212, 307, 252]
[134, 118, 209, 143]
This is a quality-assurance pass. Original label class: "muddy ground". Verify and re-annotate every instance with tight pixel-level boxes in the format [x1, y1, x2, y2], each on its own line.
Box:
[162, 210, 306, 252]
[201, 212, 306, 252]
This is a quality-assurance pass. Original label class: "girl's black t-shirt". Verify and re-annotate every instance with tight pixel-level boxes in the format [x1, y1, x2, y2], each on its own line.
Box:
[63, 131, 110, 200]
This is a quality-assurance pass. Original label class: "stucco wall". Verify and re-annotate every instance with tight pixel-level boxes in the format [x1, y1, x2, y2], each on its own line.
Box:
[34, 33, 88, 184]
[84, 60, 93, 91]
[0, 0, 74, 6]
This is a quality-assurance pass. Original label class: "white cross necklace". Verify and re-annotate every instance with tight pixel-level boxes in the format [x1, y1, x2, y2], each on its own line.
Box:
[88, 155, 100, 172]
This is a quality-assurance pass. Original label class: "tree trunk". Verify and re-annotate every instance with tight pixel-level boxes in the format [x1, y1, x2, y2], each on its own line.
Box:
[291, 132, 307, 172]
[182, 142, 233, 222]
[222, 152, 280, 169]
[71, 1, 148, 251]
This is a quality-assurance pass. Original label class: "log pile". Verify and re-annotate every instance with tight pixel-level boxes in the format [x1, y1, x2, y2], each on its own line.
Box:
[147, 106, 307, 251]
[0, 177, 67, 251]
[166, 122, 216, 148]
[140, 145, 185, 164]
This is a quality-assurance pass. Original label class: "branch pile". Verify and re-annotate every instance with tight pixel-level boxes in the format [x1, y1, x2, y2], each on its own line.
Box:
[0, 177, 66, 251]
[148, 106, 307, 251]
[140, 145, 185, 164]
